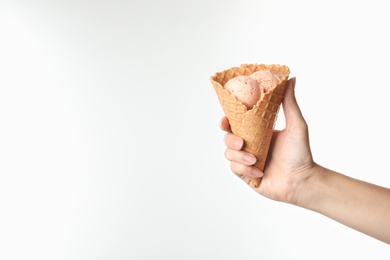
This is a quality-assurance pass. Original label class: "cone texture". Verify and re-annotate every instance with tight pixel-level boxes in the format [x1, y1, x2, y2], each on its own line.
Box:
[210, 64, 290, 187]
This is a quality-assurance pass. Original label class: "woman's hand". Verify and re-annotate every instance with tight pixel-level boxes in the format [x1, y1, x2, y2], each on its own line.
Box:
[220, 78, 316, 204]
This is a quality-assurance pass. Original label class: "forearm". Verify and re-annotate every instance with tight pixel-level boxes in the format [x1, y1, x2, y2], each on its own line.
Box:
[296, 164, 390, 244]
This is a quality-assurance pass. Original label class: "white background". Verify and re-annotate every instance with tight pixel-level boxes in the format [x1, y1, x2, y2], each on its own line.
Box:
[1, 0, 389, 259]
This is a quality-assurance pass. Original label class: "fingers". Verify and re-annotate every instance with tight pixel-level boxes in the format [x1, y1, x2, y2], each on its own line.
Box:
[230, 162, 264, 178]
[282, 77, 307, 131]
[219, 115, 263, 179]
[224, 132, 244, 150]
[219, 116, 231, 132]
[224, 148, 256, 165]
[224, 147, 263, 178]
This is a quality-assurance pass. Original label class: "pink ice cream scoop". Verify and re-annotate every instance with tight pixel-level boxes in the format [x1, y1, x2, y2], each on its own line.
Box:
[224, 75, 263, 109]
[250, 70, 280, 93]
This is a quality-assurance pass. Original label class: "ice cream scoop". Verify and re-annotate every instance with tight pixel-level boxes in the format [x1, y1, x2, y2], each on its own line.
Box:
[250, 70, 280, 93]
[224, 75, 263, 109]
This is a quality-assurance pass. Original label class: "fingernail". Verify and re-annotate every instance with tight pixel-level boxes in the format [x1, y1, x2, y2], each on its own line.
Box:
[243, 154, 256, 165]
[232, 138, 243, 149]
[251, 167, 263, 178]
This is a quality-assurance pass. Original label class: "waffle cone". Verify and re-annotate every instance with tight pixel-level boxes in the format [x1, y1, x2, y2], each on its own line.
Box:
[211, 64, 290, 187]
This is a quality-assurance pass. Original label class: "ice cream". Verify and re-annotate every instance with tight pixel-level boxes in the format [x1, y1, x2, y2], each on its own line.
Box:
[224, 75, 262, 109]
[250, 70, 281, 93]
[223, 70, 281, 110]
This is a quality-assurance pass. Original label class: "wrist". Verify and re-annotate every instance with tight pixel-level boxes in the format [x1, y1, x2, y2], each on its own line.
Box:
[292, 163, 326, 209]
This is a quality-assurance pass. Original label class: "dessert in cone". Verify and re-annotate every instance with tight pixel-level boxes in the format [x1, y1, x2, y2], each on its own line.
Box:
[210, 64, 290, 187]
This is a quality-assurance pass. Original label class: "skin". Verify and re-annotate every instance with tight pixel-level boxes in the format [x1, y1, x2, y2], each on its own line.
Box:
[220, 77, 390, 244]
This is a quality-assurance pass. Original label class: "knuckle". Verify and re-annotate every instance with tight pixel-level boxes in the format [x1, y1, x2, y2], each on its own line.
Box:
[223, 133, 231, 146]
[224, 148, 231, 160]
[230, 161, 247, 176]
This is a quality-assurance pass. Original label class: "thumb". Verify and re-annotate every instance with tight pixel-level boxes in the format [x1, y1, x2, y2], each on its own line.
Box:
[282, 77, 306, 130]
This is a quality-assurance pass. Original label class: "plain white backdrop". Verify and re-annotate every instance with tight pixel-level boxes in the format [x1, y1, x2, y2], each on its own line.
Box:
[1, 0, 389, 259]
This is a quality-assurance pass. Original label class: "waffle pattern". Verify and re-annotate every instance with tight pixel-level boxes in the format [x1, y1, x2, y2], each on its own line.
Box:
[210, 64, 290, 187]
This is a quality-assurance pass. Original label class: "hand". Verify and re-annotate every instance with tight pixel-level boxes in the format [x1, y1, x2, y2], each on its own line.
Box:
[220, 78, 316, 204]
